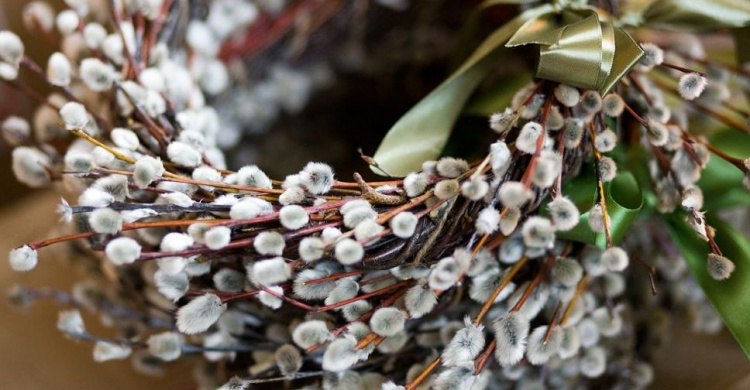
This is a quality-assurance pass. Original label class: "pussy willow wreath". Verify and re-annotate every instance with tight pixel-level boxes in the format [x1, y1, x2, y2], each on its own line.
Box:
[2, 0, 750, 389]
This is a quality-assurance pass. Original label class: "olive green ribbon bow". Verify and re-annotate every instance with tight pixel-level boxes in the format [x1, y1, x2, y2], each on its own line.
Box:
[503, 8, 642, 95]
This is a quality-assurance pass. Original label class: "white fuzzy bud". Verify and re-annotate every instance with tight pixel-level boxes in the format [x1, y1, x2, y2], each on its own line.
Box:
[257, 286, 284, 309]
[0, 62, 18, 80]
[1, 116, 30, 146]
[531, 156, 558, 188]
[403, 172, 429, 197]
[594, 128, 617, 153]
[554, 84, 579, 107]
[500, 206, 521, 236]
[522, 216, 555, 248]
[57, 309, 85, 334]
[580, 90, 602, 113]
[587, 204, 605, 233]
[707, 253, 735, 281]
[638, 42, 664, 70]
[82, 23, 106, 49]
[517, 122, 544, 154]
[237, 165, 272, 189]
[249, 257, 290, 286]
[322, 336, 360, 372]
[253, 231, 285, 256]
[186, 21, 219, 57]
[176, 293, 226, 334]
[154, 270, 189, 301]
[299, 237, 325, 262]
[429, 256, 461, 290]
[23, 3, 55, 33]
[489, 108, 515, 134]
[580, 346, 606, 378]
[436, 157, 469, 178]
[161, 232, 193, 253]
[601, 246, 629, 272]
[133, 156, 165, 188]
[205, 226, 231, 250]
[111, 128, 140, 150]
[499, 181, 531, 207]
[300, 162, 334, 194]
[678, 73, 707, 100]
[211, 268, 244, 293]
[390, 212, 419, 239]
[526, 325, 561, 365]
[370, 307, 406, 337]
[47, 52, 71, 86]
[56, 10, 79, 35]
[490, 141, 512, 176]
[93, 342, 132, 362]
[547, 197, 580, 231]
[434, 179, 460, 200]
[78, 188, 114, 208]
[598, 156, 618, 182]
[147, 332, 183, 361]
[551, 257, 583, 287]
[461, 175, 489, 200]
[335, 239, 364, 265]
[564, 119, 584, 149]
[354, 220, 385, 242]
[323, 279, 358, 307]
[279, 186, 306, 205]
[645, 119, 669, 146]
[275, 344, 303, 377]
[79, 58, 116, 91]
[89, 208, 123, 234]
[167, 141, 202, 167]
[0, 31, 24, 66]
[9, 245, 38, 272]
[493, 312, 530, 367]
[475, 207, 500, 235]
[292, 320, 331, 349]
[602, 94, 624, 117]
[279, 205, 309, 230]
[59, 102, 89, 130]
[442, 318, 485, 367]
[105, 237, 141, 265]
[404, 284, 437, 318]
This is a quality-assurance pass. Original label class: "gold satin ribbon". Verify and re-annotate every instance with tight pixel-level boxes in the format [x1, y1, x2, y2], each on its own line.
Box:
[505, 8, 642, 94]
[479, 0, 749, 93]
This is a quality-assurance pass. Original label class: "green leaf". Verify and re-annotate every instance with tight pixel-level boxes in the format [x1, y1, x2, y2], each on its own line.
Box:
[665, 214, 750, 360]
[698, 130, 750, 210]
[545, 170, 644, 249]
[463, 73, 534, 117]
[371, 5, 555, 177]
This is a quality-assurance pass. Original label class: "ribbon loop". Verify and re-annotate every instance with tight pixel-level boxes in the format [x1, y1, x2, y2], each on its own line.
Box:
[504, 10, 642, 94]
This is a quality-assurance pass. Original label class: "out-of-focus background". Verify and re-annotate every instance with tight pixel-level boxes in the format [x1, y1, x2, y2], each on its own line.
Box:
[0, 1, 748, 389]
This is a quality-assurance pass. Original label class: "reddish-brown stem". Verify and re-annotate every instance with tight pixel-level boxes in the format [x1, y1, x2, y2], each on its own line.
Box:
[510, 256, 556, 312]
[315, 280, 413, 312]
[259, 286, 316, 311]
[474, 339, 496, 374]
[560, 276, 589, 326]
[660, 61, 705, 76]
[303, 270, 364, 285]
[628, 74, 655, 106]
[474, 257, 529, 326]
[543, 301, 563, 344]
[621, 99, 648, 126]
[404, 357, 441, 390]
